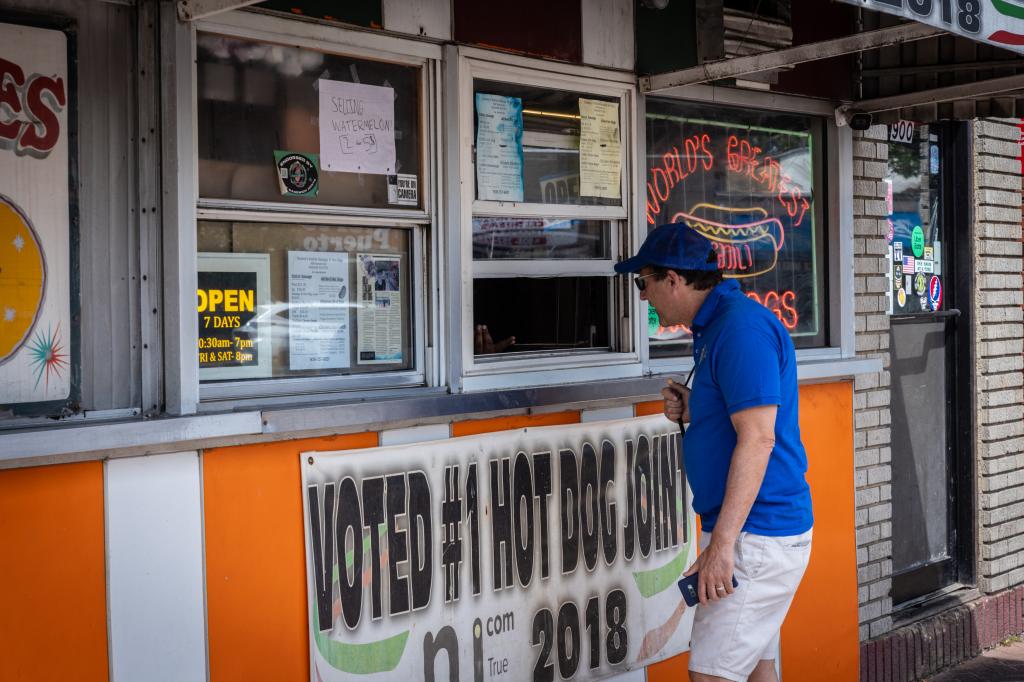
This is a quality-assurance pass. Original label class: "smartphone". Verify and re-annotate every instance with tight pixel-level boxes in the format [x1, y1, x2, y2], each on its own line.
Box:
[677, 573, 739, 607]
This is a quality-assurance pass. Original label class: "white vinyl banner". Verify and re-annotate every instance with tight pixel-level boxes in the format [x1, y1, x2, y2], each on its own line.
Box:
[302, 415, 697, 682]
[835, 0, 1024, 54]
[0, 22, 71, 403]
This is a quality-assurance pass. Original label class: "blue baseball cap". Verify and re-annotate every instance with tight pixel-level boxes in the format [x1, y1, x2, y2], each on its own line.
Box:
[614, 222, 718, 274]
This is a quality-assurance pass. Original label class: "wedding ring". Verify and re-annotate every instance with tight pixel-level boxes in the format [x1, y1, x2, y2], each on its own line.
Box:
[715, 585, 726, 592]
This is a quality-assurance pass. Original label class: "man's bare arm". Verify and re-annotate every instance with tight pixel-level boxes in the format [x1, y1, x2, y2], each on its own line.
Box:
[713, 404, 778, 544]
[685, 404, 777, 604]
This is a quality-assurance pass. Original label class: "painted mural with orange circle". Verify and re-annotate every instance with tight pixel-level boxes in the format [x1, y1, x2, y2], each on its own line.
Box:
[0, 195, 45, 363]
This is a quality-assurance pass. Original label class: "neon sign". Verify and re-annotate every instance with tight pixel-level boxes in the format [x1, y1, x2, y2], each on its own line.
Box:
[645, 133, 713, 224]
[671, 203, 785, 279]
[651, 289, 801, 340]
[645, 133, 811, 229]
[746, 289, 799, 330]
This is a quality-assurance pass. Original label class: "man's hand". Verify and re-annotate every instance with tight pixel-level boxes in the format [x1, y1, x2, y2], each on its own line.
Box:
[474, 324, 515, 354]
[661, 378, 690, 424]
[683, 535, 736, 605]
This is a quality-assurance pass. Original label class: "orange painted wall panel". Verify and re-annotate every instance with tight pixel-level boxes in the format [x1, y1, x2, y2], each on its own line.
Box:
[635, 400, 663, 417]
[782, 381, 858, 681]
[648, 381, 858, 681]
[204, 433, 377, 682]
[0, 462, 108, 682]
[451, 410, 579, 437]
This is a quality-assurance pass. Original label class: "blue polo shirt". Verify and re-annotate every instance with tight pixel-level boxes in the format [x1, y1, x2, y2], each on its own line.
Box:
[683, 279, 813, 536]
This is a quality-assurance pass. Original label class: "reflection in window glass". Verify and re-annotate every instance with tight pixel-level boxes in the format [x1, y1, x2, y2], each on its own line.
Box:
[473, 80, 621, 206]
[196, 221, 413, 382]
[473, 278, 610, 355]
[885, 126, 944, 315]
[196, 33, 422, 209]
[472, 217, 610, 260]
[645, 100, 828, 354]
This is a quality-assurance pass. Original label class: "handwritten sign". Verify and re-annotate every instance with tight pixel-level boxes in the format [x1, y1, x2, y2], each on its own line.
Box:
[318, 80, 396, 175]
[302, 416, 697, 682]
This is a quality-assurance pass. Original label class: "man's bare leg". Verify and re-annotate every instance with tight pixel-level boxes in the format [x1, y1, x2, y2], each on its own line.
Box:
[749, 659, 779, 682]
[689, 659, 778, 682]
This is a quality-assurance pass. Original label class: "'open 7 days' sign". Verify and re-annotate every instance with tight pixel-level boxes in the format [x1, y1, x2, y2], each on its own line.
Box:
[837, 0, 1024, 54]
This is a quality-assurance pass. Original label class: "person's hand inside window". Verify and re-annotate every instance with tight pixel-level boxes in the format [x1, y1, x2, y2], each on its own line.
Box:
[474, 324, 515, 355]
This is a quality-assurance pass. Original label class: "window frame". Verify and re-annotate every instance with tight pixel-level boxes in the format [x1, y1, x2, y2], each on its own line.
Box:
[167, 10, 444, 412]
[636, 84, 855, 375]
[447, 47, 643, 392]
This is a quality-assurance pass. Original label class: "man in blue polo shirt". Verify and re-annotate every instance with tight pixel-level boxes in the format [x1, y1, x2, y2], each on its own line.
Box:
[616, 222, 813, 682]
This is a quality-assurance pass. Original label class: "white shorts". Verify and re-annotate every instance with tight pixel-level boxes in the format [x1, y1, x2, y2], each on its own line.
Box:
[688, 529, 812, 682]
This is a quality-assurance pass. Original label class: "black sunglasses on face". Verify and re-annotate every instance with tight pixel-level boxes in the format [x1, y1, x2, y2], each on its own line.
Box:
[634, 272, 659, 291]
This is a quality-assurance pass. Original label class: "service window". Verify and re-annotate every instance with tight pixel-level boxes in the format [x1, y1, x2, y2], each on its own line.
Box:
[644, 99, 828, 356]
[195, 31, 430, 394]
[467, 69, 631, 364]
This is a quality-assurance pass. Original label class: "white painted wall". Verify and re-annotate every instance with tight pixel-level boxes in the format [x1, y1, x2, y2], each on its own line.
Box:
[581, 405, 635, 422]
[106, 452, 206, 682]
[382, 0, 452, 41]
[380, 422, 451, 446]
[582, 0, 635, 71]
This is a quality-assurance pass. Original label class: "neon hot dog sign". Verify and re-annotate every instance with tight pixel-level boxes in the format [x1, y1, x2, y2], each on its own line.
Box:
[646, 132, 812, 331]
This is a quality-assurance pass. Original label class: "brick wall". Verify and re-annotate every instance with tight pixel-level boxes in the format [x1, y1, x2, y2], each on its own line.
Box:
[973, 119, 1024, 595]
[860, 585, 1024, 681]
[853, 125, 895, 640]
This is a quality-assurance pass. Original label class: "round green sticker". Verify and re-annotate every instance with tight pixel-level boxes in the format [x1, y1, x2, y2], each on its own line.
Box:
[911, 225, 925, 258]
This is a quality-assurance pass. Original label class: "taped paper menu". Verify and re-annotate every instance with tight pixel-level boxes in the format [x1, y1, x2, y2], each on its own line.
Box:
[357, 254, 402, 364]
[318, 79, 396, 175]
[475, 93, 524, 201]
[579, 98, 621, 199]
[287, 251, 350, 371]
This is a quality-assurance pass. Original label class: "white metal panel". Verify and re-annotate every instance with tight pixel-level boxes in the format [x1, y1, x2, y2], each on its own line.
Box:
[581, 0, 634, 71]
[382, 0, 451, 41]
[79, 1, 140, 411]
[106, 451, 206, 682]
[161, 3, 199, 415]
[581, 405, 634, 422]
[380, 422, 450, 445]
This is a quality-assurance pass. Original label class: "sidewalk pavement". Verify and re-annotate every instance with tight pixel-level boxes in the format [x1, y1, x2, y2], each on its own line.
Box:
[928, 640, 1024, 681]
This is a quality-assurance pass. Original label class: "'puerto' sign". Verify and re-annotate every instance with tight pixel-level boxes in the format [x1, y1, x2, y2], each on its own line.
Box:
[838, 0, 1024, 54]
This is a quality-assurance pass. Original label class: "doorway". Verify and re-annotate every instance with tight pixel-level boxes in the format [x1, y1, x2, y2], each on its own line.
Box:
[886, 122, 974, 605]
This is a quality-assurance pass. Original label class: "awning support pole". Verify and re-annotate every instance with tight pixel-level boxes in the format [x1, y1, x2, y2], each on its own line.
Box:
[640, 23, 944, 93]
[854, 73, 1024, 113]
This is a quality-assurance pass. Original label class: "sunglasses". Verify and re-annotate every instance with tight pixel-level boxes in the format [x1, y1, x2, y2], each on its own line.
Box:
[633, 272, 660, 291]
